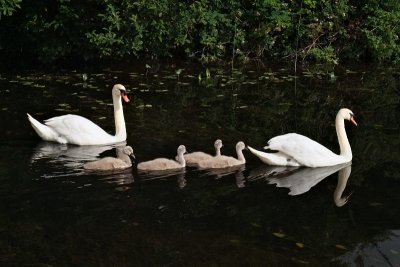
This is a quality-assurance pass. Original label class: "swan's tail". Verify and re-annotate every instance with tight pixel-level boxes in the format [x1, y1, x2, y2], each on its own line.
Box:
[248, 146, 277, 165]
[27, 113, 64, 143]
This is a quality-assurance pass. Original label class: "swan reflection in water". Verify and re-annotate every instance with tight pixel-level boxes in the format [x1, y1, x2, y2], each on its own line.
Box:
[30, 141, 135, 186]
[248, 163, 353, 207]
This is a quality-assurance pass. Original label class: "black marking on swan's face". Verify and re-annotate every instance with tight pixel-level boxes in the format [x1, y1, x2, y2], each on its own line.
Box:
[119, 88, 130, 102]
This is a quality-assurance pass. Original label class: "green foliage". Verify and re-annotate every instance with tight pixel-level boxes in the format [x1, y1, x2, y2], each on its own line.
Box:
[0, 0, 399, 64]
[363, 6, 400, 62]
[0, 0, 21, 18]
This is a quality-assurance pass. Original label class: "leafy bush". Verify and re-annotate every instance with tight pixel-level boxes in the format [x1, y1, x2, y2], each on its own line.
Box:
[0, 0, 399, 64]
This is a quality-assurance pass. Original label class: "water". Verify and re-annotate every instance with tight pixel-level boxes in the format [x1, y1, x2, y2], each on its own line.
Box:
[0, 63, 399, 266]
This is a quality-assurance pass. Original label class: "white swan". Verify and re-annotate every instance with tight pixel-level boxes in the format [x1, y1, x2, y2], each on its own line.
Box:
[27, 84, 129, 145]
[83, 146, 135, 170]
[198, 141, 246, 169]
[248, 108, 357, 167]
[137, 145, 187, 171]
[180, 139, 223, 166]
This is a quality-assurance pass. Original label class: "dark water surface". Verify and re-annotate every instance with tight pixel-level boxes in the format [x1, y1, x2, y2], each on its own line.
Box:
[0, 63, 399, 266]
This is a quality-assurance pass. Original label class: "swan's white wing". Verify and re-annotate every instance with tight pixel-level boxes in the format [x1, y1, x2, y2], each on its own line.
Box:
[267, 133, 343, 167]
[45, 115, 113, 145]
[247, 146, 300, 166]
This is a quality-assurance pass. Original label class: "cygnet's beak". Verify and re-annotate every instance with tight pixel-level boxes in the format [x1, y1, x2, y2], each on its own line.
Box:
[130, 152, 136, 159]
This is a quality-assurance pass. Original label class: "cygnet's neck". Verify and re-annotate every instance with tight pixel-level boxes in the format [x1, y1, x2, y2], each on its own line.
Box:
[177, 151, 186, 167]
[335, 113, 352, 160]
[113, 94, 126, 140]
[116, 149, 132, 166]
[215, 146, 221, 156]
[236, 148, 246, 164]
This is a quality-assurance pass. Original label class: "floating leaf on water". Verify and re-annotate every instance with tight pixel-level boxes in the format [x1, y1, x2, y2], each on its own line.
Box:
[175, 68, 184, 75]
[291, 257, 309, 264]
[237, 105, 248, 109]
[178, 82, 190, 86]
[250, 222, 261, 228]
[295, 242, 304, 248]
[145, 104, 152, 108]
[162, 75, 177, 80]
[97, 117, 106, 120]
[216, 94, 224, 97]
[335, 244, 348, 250]
[22, 81, 34, 86]
[273, 232, 285, 238]
[229, 239, 241, 244]
[2, 107, 8, 111]
[145, 64, 151, 69]
[369, 202, 383, 207]
[390, 249, 399, 254]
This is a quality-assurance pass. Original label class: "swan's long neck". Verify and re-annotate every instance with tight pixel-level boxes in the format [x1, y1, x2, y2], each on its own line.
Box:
[177, 152, 186, 167]
[113, 94, 126, 140]
[236, 148, 246, 164]
[335, 114, 352, 160]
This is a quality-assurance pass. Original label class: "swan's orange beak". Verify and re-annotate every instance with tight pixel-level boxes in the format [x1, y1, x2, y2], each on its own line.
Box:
[350, 117, 357, 126]
[121, 92, 130, 102]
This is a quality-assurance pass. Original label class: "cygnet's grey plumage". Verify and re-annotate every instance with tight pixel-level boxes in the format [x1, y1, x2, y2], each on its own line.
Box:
[180, 139, 223, 166]
[137, 145, 187, 171]
[83, 146, 134, 170]
[198, 141, 246, 169]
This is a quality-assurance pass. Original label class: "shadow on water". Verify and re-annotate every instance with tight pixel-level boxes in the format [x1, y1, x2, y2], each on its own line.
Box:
[0, 63, 399, 266]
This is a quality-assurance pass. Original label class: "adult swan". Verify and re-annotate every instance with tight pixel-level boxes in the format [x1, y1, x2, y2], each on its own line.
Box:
[27, 84, 130, 145]
[248, 108, 357, 167]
